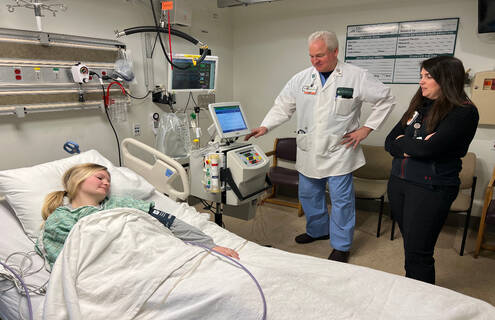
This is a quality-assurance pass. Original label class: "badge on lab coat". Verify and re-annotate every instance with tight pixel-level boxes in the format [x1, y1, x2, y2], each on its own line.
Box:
[302, 85, 317, 95]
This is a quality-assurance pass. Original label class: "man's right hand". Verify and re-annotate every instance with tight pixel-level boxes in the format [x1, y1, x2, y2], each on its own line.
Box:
[244, 126, 268, 141]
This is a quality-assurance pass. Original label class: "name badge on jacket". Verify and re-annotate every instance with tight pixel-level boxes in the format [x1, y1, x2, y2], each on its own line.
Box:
[302, 85, 317, 95]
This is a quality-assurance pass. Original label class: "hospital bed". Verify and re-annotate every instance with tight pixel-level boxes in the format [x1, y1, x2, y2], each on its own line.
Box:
[1, 139, 494, 320]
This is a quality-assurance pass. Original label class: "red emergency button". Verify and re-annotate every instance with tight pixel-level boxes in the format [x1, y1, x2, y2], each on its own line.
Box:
[14, 69, 21, 74]
[102, 71, 107, 76]
[15, 75, 22, 80]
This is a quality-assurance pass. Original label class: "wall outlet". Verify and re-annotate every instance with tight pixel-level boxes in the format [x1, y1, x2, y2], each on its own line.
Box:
[133, 123, 141, 136]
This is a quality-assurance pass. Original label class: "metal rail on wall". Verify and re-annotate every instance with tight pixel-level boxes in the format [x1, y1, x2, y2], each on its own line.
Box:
[0, 27, 127, 118]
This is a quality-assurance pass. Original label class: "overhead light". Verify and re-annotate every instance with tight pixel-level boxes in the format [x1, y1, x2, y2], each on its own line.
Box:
[217, 0, 282, 8]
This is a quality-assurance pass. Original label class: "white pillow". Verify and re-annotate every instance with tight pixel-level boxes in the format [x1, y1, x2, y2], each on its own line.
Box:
[0, 150, 155, 239]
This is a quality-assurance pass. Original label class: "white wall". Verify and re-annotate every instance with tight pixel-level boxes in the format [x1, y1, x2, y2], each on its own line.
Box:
[230, 0, 495, 216]
[0, 0, 233, 168]
[1, 0, 494, 215]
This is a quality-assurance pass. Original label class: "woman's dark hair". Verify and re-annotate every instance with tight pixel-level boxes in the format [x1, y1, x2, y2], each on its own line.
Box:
[400, 56, 473, 132]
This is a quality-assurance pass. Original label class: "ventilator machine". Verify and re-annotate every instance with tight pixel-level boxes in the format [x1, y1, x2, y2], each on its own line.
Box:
[189, 102, 270, 223]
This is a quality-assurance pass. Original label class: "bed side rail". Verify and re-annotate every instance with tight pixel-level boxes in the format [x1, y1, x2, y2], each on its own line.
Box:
[121, 138, 189, 201]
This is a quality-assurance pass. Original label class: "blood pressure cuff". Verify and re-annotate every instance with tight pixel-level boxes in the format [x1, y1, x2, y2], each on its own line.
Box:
[148, 207, 176, 229]
[147, 207, 216, 249]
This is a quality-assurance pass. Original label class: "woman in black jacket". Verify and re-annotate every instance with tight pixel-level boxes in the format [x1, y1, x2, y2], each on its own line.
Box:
[385, 56, 479, 284]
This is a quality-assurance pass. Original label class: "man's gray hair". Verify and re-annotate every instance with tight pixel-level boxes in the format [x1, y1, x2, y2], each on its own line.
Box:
[308, 31, 339, 51]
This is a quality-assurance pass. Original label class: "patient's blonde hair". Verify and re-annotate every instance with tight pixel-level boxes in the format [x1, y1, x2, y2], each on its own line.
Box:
[41, 163, 109, 220]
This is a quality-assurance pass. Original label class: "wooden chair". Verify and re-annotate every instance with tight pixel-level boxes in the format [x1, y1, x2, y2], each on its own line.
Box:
[474, 165, 495, 258]
[353, 145, 393, 237]
[390, 152, 477, 256]
[261, 137, 303, 217]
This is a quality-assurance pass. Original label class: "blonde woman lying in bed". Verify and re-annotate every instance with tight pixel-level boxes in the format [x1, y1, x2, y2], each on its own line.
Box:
[35, 163, 239, 269]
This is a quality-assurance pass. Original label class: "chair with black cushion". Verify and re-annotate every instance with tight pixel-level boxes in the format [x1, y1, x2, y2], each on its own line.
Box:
[474, 165, 495, 258]
[390, 152, 477, 256]
[353, 144, 393, 237]
[261, 137, 303, 217]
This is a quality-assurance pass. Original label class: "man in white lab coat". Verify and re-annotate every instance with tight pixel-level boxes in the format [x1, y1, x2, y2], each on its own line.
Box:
[245, 31, 395, 263]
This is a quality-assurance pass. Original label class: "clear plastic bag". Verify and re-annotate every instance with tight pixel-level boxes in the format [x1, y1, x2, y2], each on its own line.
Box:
[108, 99, 128, 123]
[114, 49, 135, 82]
[155, 113, 191, 159]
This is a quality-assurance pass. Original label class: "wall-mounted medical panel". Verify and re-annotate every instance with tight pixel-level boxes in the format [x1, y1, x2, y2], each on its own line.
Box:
[0, 64, 114, 84]
[0, 28, 127, 118]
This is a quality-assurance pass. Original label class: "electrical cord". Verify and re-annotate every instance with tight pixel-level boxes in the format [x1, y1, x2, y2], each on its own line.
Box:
[105, 81, 126, 106]
[0, 252, 48, 295]
[0, 258, 35, 320]
[117, 0, 208, 70]
[90, 71, 106, 102]
[182, 91, 194, 113]
[104, 81, 124, 167]
[209, 129, 216, 142]
[182, 91, 207, 114]
[150, 0, 195, 70]
[199, 198, 216, 214]
[102, 75, 151, 100]
[118, 26, 200, 46]
[126, 90, 151, 100]
[198, 199, 225, 228]
[186, 242, 267, 320]
[104, 105, 122, 167]
[190, 92, 199, 108]
[91, 71, 123, 167]
[116, 24, 208, 70]
[150, 32, 159, 58]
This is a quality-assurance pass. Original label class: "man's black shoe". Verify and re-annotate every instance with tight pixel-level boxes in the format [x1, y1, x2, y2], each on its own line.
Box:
[328, 249, 350, 263]
[295, 233, 329, 244]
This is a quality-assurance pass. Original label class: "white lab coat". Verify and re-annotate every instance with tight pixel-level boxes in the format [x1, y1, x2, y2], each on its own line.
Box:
[261, 60, 395, 179]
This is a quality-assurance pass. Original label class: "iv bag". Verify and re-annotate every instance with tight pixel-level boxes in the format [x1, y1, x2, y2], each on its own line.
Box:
[155, 113, 191, 159]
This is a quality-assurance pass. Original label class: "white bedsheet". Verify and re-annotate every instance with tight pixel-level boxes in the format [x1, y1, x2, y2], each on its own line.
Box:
[42, 208, 207, 319]
[40, 204, 495, 320]
[42, 207, 265, 320]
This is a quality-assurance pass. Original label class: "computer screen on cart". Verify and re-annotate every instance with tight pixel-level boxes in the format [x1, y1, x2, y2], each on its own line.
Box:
[209, 102, 250, 139]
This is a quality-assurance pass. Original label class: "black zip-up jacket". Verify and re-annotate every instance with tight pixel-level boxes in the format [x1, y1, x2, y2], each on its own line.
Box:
[385, 100, 479, 186]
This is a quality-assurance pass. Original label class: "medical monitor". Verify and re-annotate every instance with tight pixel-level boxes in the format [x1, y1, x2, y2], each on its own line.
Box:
[209, 102, 250, 139]
[479, 0, 495, 33]
[167, 54, 218, 93]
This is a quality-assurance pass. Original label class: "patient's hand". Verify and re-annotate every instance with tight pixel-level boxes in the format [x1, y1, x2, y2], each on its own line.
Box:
[212, 246, 240, 259]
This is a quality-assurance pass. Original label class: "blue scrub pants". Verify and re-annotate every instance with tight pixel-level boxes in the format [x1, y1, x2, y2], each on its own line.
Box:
[298, 173, 356, 251]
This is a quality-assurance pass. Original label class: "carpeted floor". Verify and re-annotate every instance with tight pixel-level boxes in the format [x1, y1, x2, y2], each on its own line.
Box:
[200, 199, 495, 306]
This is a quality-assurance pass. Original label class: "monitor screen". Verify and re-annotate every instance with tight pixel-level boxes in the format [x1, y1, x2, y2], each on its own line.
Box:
[167, 54, 218, 93]
[209, 102, 251, 139]
[479, 0, 495, 33]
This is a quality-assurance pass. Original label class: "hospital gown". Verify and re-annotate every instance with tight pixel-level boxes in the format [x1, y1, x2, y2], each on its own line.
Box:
[35, 196, 215, 268]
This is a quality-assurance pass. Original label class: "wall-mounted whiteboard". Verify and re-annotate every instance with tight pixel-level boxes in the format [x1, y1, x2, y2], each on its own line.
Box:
[345, 18, 459, 84]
